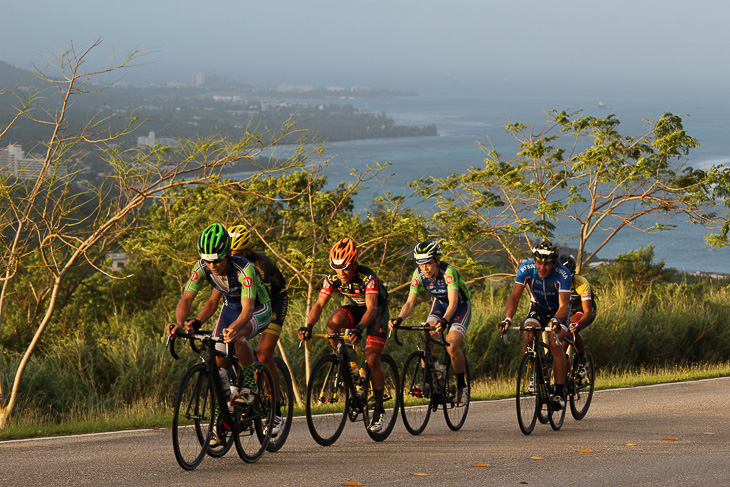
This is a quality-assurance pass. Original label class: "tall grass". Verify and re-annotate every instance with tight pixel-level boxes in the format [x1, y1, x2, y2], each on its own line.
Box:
[1, 278, 728, 438]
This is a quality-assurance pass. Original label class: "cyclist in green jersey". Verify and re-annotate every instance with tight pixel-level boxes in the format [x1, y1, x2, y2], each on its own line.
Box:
[166, 223, 272, 444]
[388, 241, 472, 404]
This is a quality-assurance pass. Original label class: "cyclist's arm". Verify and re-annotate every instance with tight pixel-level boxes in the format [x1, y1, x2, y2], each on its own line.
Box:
[306, 291, 330, 329]
[504, 282, 525, 321]
[198, 288, 223, 324]
[358, 291, 379, 329]
[171, 291, 196, 335]
[572, 297, 594, 330]
[224, 296, 255, 342]
[391, 292, 418, 329]
[443, 288, 459, 323]
[554, 290, 571, 324]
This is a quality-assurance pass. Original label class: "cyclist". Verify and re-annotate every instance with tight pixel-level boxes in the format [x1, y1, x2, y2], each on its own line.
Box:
[388, 240, 471, 404]
[166, 222, 272, 445]
[298, 238, 390, 433]
[498, 240, 572, 410]
[226, 224, 289, 436]
[559, 254, 597, 377]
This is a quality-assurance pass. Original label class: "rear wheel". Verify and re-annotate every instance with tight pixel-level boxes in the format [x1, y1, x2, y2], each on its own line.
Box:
[363, 353, 399, 441]
[265, 356, 294, 452]
[235, 362, 275, 463]
[399, 351, 433, 435]
[443, 356, 470, 431]
[306, 354, 349, 446]
[172, 363, 213, 470]
[570, 347, 596, 420]
[516, 353, 539, 435]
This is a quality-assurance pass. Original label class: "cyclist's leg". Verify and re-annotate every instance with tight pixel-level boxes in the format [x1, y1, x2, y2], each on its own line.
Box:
[326, 306, 357, 348]
[547, 322, 568, 386]
[235, 303, 272, 402]
[257, 325, 282, 404]
[364, 305, 388, 394]
[444, 301, 470, 375]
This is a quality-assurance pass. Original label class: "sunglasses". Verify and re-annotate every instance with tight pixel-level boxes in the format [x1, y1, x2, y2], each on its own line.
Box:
[203, 258, 223, 265]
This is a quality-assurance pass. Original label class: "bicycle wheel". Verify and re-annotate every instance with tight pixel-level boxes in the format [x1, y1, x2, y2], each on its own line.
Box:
[266, 356, 294, 452]
[172, 363, 213, 470]
[443, 356, 470, 431]
[399, 351, 433, 435]
[537, 351, 551, 425]
[207, 362, 239, 458]
[569, 347, 596, 420]
[516, 353, 539, 435]
[306, 354, 349, 446]
[363, 353, 399, 441]
[235, 362, 275, 463]
[545, 352, 566, 430]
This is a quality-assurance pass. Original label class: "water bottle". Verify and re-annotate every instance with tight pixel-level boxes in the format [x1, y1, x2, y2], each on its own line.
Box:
[357, 368, 366, 394]
[350, 362, 360, 381]
[434, 360, 446, 386]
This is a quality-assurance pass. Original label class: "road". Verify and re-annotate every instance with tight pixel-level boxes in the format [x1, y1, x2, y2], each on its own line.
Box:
[1, 377, 728, 486]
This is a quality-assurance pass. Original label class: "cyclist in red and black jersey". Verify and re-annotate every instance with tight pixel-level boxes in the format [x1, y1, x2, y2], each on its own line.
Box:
[298, 238, 390, 433]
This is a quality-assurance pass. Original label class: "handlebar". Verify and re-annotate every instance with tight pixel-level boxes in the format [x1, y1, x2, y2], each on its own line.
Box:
[500, 324, 564, 347]
[303, 331, 365, 356]
[165, 329, 227, 360]
[391, 322, 450, 348]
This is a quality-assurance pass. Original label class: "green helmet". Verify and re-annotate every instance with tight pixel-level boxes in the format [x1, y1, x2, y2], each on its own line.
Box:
[197, 223, 230, 261]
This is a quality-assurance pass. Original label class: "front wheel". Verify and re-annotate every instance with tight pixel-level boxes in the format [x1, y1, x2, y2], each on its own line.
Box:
[363, 353, 399, 441]
[235, 362, 275, 463]
[172, 363, 213, 471]
[399, 351, 433, 435]
[569, 347, 596, 420]
[516, 353, 539, 435]
[306, 354, 349, 446]
[443, 356, 470, 431]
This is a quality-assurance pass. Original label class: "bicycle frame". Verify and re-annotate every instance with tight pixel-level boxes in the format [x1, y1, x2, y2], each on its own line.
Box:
[392, 323, 450, 396]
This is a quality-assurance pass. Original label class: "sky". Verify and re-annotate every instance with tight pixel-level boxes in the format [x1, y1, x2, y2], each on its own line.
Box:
[3, 0, 730, 95]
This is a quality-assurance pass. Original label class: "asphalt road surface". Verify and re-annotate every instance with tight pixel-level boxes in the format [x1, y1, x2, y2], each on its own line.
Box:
[1, 377, 728, 486]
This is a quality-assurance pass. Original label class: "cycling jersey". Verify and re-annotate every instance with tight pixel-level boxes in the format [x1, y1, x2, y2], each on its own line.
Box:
[184, 255, 270, 307]
[408, 261, 471, 304]
[246, 250, 288, 327]
[515, 259, 571, 311]
[320, 265, 388, 307]
[570, 274, 597, 315]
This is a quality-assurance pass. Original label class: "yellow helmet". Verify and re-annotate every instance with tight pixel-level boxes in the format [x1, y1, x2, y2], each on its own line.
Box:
[228, 224, 251, 251]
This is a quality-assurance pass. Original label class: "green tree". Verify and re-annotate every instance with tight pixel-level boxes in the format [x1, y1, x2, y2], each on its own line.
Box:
[415, 110, 725, 274]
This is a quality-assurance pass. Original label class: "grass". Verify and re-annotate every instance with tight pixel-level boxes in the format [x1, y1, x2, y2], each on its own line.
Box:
[2, 362, 728, 441]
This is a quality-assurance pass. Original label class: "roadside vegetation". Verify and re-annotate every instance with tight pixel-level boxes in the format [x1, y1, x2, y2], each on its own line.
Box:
[2, 42, 730, 438]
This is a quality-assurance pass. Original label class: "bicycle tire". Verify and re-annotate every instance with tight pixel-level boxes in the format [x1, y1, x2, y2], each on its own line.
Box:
[399, 351, 433, 435]
[266, 356, 294, 452]
[235, 362, 275, 463]
[443, 356, 470, 431]
[569, 347, 596, 420]
[172, 363, 213, 471]
[206, 361, 240, 458]
[516, 353, 539, 435]
[363, 353, 399, 441]
[536, 351, 551, 425]
[306, 354, 349, 446]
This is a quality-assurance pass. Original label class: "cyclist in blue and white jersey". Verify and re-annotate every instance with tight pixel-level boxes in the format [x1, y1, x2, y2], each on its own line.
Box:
[498, 240, 572, 410]
[389, 241, 471, 404]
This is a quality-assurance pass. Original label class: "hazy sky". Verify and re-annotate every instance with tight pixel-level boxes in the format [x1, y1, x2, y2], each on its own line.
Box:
[3, 0, 730, 93]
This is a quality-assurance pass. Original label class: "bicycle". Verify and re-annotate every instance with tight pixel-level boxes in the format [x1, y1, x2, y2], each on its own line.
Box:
[502, 322, 565, 435]
[303, 332, 400, 445]
[392, 322, 471, 435]
[563, 333, 596, 420]
[166, 327, 276, 470]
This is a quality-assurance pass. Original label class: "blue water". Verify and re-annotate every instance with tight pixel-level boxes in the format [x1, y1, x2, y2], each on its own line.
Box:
[297, 91, 730, 274]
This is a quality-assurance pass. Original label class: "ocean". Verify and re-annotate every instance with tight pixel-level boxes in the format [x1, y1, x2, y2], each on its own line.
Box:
[293, 89, 730, 274]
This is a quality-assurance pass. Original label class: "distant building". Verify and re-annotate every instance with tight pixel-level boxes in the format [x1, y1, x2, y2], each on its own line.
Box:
[0, 144, 67, 180]
[190, 72, 205, 88]
[136, 131, 179, 148]
[106, 252, 134, 272]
